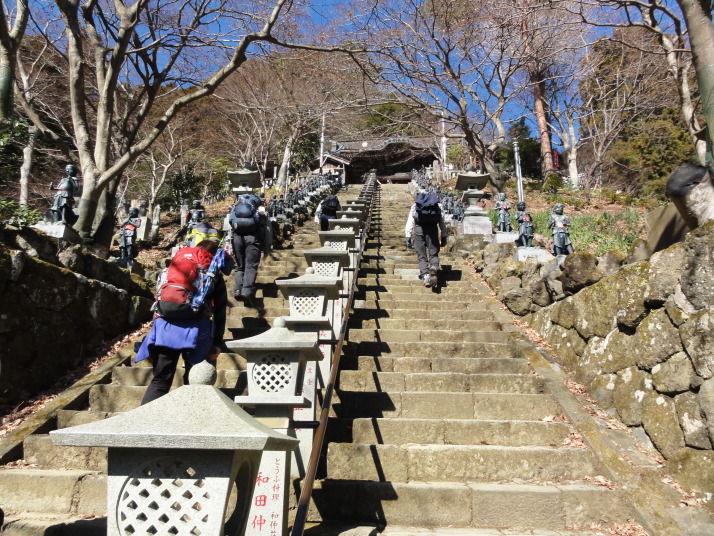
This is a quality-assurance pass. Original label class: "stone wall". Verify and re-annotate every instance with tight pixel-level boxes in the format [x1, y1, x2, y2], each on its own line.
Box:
[459, 223, 714, 506]
[0, 227, 154, 408]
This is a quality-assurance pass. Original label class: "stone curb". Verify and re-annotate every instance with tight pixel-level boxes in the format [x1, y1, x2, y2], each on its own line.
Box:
[466, 263, 714, 535]
[517, 340, 714, 536]
[0, 345, 136, 465]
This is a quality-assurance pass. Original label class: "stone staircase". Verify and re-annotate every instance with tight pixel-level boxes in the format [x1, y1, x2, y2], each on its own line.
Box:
[305, 185, 636, 535]
[0, 210, 329, 535]
[1, 184, 665, 535]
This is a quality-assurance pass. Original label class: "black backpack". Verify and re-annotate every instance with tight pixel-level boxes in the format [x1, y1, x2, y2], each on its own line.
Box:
[414, 193, 441, 224]
[230, 194, 260, 234]
[321, 195, 340, 217]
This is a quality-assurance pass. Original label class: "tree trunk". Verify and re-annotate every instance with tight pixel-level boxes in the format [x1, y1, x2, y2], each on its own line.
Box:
[91, 178, 120, 253]
[531, 73, 554, 177]
[0, 49, 14, 122]
[19, 124, 37, 205]
[277, 137, 294, 188]
[677, 0, 714, 163]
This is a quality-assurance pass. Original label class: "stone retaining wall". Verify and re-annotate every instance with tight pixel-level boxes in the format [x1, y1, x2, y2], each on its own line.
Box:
[458, 223, 714, 506]
[0, 227, 154, 408]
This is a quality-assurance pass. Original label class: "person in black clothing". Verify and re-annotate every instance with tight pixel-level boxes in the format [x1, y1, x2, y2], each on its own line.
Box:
[314, 194, 341, 231]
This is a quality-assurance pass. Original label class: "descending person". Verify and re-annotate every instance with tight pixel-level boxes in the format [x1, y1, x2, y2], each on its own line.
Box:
[137, 239, 233, 404]
[405, 190, 447, 288]
[314, 194, 341, 231]
[229, 192, 272, 307]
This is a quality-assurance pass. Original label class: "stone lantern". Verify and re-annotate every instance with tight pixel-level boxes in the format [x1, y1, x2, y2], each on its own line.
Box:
[228, 318, 322, 535]
[318, 229, 358, 304]
[50, 362, 298, 536]
[328, 216, 362, 252]
[275, 269, 342, 475]
[303, 246, 351, 328]
[336, 205, 366, 224]
[455, 171, 493, 236]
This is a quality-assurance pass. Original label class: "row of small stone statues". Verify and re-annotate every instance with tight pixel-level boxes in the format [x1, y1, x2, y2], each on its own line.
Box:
[494, 194, 574, 256]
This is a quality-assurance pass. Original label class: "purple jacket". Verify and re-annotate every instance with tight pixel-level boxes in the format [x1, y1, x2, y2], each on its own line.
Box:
[135, 316, 213, 366]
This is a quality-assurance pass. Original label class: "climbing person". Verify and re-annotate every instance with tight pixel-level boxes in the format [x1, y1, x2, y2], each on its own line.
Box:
[405, 190, 447, 288]
[137, 239, 234, 405]
[186, 221, 220, 247]
[229, 192, 272, 307]
[314, 194, 342, 231]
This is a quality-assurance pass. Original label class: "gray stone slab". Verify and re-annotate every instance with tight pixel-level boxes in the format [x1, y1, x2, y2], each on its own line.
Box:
[515, 247, 555, 263]
[493, 232, 519, 244]
[32, 222, 82, 242]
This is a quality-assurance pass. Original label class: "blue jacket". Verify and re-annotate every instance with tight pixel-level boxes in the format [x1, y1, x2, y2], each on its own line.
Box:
[135, 316, 213, 365]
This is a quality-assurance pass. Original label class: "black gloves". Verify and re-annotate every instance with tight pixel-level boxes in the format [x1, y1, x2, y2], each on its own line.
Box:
[405, 237, 412, 248]
[440, 237, 446, 248]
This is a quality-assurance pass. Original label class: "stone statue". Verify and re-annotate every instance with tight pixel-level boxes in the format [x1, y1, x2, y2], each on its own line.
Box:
[547, 203, 574, 256]
[186, 200, 205, 230]
[494, 192, 512, 232]
[119, 207, 142, 260]
[515, 201, 534, 247]
[49, 165, 79, 224]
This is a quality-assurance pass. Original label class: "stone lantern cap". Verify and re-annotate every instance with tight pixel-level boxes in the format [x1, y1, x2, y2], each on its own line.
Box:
[50, 385, 298, 452]
[275, 268, 342, 300]
[328, 216, 360, 234]
[302, 247, 351, 278]
[336, 208, 366, 222]
[318, 229, 356, 249]
[455, 172, 490, 192]
[226, 318, 322, 362]
[228, 169, 261, 191]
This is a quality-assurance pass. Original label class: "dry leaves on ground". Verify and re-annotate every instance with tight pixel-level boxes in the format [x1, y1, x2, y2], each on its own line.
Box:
[541, 414, 570, 423]
[0, 459, 37, 469]
[561, 431, 587, 449]
[584, 475, 615, 489]
[0, 322, 150, 439]
[605, 521, 650, 536]
[661, 476, 703, 507]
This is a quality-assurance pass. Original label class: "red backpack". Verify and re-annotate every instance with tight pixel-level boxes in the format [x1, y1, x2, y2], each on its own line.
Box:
[155, 246, 214, 319]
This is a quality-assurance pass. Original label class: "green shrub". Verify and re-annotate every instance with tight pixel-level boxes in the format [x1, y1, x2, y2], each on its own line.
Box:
[0, 200, 42, 226]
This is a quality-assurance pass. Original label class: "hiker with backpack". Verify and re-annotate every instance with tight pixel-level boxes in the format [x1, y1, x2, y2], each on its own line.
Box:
[136, 239, 234, 405]
[229, 192, 272, 306]
[314, 194, 342, 231]
[405, 190, 447, 288]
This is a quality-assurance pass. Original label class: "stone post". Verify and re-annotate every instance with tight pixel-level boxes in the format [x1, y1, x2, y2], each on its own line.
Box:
[317, 230, 357, 310]
[150, 205, 161, 244]
[275, 269, 342, 475]
[50, 362, 297, 536]
[228, 318, 322, 536]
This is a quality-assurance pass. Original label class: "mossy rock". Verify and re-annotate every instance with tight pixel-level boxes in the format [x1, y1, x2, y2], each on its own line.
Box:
[666, 448, 714, 507]
[641, 392, 685, 459]
[681, 221, 714, 310]
[561, 251, 603, 294]
[613, 366, 652, 426]
[680, 309, 714, 379]
[633, 308, 683, 370]
[18, 255, 79, 312]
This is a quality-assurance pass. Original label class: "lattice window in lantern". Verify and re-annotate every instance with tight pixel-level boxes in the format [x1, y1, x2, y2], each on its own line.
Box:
[325, 239, 347, 250]
[118, 458, 210, 536]
[313, 259, 338, 277]
[252, 354, 292, 393]
[290, 289, 321, 317]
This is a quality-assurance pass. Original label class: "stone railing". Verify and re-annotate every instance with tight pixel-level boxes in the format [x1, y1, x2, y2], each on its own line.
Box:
[458, 222, 714, 507]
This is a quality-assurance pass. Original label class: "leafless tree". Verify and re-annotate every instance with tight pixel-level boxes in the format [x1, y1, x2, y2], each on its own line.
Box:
[0, 0, 29, 121]
[15, 0, 301, 248]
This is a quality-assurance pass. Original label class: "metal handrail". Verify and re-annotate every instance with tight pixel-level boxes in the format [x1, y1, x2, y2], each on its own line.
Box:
[290, 184, 379, 536]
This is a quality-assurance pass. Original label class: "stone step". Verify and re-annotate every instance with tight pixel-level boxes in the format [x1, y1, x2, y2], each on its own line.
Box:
[346, 329, 511, 344]
[24, 435, 107, 472]
[347, 318, 504, 331]
[350, 308, 500, 322]
[0, 468, 106, 516]
[335, 392, 563, 421]
[308, 481, 631, 530]
[344, 341, 517, 359]
[355, 300, 488, 312]
[111, 365, 246, 388]
[338, 371, 544, 394]
[378, 527, 606, 536]
[346, 356, 533, 375]
[351, 417, 573, 446]
[0, 514, 107, 536]
[88, 384, 243, 413]
[354, 290, 488, 302]
[326, 444, 597, 482]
